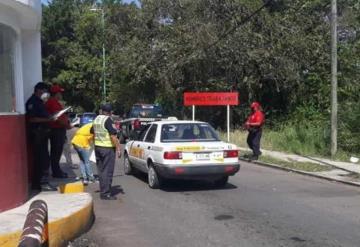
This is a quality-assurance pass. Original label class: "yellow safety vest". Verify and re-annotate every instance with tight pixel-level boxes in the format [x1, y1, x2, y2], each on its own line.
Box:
[93, 115, 114, 147]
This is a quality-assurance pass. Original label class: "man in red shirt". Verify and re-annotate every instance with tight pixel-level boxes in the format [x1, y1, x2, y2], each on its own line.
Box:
[45, 84, 72, 178]
[244, 102, 265, 160]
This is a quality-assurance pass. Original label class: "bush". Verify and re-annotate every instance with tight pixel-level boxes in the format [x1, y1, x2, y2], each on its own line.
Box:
[222, 104, 359, 160]
[338, 101, 360, 154]
[266, 122, 329, 156]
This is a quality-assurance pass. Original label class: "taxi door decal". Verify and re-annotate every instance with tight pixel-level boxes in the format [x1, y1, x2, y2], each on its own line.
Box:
[130, 147, 144, 159]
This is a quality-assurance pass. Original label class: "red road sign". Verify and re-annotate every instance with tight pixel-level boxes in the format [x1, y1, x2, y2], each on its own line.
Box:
[184, 92, 239, 106]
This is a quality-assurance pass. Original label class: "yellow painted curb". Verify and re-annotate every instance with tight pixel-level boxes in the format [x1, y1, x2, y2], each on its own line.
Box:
[58, 182, 84, 194]
[0, 198, 93, 247]
[0, 231, 21, 247]
[48, 201, 94, 246]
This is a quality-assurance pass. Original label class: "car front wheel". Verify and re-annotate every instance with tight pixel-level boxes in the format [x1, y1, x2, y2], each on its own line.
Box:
[148, 164, 161, 189]
[124, 153, 133, 175]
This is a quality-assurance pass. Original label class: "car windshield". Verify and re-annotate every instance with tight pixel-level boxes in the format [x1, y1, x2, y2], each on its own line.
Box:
[83, 113, 96, 118]
[161, 123, 220, 142]
[129, 105, 163, 118]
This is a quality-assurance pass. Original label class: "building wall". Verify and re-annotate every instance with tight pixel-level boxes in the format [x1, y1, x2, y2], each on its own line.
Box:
[0, 0, 42, 212]
[0, 115, 28, 212]
[22, 30, 43, 102]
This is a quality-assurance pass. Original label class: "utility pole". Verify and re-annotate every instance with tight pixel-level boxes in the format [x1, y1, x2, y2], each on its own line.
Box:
[101, 8, 106, 102]
[90, 6, 106, 103]
[330, 0, 338, 157]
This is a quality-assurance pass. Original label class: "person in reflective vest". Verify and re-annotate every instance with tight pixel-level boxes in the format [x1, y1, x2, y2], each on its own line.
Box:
[92, 104, 121, 200]
[244, 102, 265, 160]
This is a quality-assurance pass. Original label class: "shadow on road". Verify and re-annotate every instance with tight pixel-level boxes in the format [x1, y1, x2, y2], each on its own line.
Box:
[161, 180, 238, 192]
[130, 170, 238, 192]
[111, 185, 125, 196]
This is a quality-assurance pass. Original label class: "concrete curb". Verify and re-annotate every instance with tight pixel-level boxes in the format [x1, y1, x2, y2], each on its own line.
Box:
[47, 199, 94, 246]
[0, 193, 94, 247]
[59, 181, 85, 194]
[237, 147, 360, 174]
[240, 158, 360, 188]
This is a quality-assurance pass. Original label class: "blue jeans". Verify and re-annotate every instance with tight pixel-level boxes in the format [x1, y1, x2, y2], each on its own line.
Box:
[73, 145, 94, 181]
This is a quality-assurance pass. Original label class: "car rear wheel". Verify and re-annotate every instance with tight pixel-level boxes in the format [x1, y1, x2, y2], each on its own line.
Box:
[214, 176, 229, 187]
[124, 153, 133, 175]
[148, 164, 161, 189]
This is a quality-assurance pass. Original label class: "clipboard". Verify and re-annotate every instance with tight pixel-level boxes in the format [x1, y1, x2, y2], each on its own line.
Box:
[51, 106, 72, 120]
[89, 149, 96, 163]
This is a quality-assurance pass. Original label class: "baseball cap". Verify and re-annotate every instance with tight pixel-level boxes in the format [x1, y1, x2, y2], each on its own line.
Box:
[101, 103, 112, 113]
[50, 84, 65, 93]
[250, 102, 261, 109]
[34, 82, 49, 91]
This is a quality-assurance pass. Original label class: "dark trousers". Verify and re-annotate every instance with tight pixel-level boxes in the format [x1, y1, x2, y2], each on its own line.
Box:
[29, 128, 50, 187]
[49, 128, 66, 175]
[247, 128, 262, 156]
[95, 146, 116, 197]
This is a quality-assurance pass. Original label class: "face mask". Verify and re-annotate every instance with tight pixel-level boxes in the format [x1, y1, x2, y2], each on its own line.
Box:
[41, 92, 50, 101]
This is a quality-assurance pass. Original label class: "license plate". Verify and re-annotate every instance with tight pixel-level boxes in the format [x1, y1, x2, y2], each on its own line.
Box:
[196, 153, 210, 160]
[210, 152, 224, 159]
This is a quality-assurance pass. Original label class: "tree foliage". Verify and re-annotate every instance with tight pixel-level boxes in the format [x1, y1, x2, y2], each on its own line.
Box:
[41, 0, 359, 153]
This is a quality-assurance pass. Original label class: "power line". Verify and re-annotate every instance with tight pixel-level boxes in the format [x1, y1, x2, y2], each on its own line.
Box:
[205, 0, 274, 51]
[172, 0, 274, 70]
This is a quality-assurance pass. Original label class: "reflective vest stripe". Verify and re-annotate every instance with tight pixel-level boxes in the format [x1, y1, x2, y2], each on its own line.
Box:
[94, 115, 114, 147]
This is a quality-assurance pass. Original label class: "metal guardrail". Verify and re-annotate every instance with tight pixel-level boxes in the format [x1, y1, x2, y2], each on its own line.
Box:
[18, 200, 49, 247]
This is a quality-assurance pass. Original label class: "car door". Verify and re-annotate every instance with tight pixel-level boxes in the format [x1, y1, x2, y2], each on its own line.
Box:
[128, 125, 150, 170]
[138, 124, 158, 172]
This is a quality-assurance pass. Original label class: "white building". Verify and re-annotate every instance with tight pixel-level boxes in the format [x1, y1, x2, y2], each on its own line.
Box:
[0, 0, 42, 112]
[0, 0, 42, 212]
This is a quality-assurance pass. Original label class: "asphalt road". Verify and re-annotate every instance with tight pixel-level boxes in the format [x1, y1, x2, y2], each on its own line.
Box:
[71, 155, 360, 247]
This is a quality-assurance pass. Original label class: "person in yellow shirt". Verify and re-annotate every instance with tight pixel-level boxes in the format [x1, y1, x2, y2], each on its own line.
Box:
[71, 123, 95, 185]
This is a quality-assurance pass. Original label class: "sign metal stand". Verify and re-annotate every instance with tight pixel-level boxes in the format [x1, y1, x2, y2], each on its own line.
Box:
[184, 92, 239, 142]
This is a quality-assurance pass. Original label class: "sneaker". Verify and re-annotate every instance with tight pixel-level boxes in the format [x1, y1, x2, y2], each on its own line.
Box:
[83, 180, 89, 186]
[41, 183, 57, 191]
[249, 155, 259, 161]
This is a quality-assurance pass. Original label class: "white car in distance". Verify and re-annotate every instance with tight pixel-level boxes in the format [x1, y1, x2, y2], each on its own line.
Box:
[124, 120, 240, 189]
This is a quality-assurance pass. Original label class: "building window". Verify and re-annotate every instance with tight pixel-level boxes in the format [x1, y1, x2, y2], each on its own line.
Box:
[0, 24, 16, 112]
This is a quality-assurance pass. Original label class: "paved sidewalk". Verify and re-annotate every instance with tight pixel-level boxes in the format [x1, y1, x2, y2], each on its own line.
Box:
[238, 147, 360, 173]
[238, 147, 360, 186]
[0, 151, 94, 247]
[0, 193, 93, 247]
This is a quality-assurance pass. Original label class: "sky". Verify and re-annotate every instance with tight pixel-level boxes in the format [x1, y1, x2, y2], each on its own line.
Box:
[41, 0, 140, 5]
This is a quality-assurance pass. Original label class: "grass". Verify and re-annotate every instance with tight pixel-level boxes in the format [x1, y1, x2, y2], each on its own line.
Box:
[257, 155, 333, 173]
[235, 148, 332, 173]
[347, 172, 360, 180]
[219, 129, 359, 163]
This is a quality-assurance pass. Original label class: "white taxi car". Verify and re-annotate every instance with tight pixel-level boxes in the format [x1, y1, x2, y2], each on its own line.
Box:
[124, 120, 240, 189]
